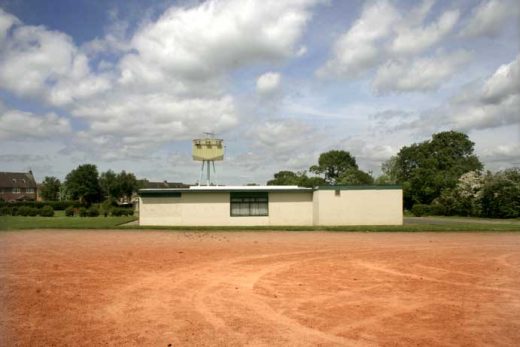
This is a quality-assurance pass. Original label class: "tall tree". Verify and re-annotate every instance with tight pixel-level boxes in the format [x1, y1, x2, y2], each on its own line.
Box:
[267, 170, 326, 188]
[100, 170, 120, 200]
[64, 164, 102, 204]
[39, 176, 61, 201]
[117, 171, 138, 201]
[389, 131, 483, 208]
[310, 150, 358, 184]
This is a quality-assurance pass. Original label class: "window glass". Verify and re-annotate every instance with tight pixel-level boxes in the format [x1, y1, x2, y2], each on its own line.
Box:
[230, 192, 268, 216]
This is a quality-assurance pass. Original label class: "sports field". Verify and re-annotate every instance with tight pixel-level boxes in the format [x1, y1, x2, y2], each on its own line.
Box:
[1, 230, 519, 346]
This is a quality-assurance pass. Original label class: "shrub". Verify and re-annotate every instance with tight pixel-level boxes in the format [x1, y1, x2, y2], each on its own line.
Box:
[79, 207, 88, 217]
[27, 207, 39, 216]
[0, 206, 13, 216]
[39, 205, 54, 217]
[411, 204, 432, 217]
[65, 206, 75, 217]
[17, 206, 31, 216]
[87, 206, 100, 217]
[111, 208, 133, 217]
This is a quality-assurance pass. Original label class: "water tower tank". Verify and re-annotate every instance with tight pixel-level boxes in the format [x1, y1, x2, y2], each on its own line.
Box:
[192, 138, 224, 161]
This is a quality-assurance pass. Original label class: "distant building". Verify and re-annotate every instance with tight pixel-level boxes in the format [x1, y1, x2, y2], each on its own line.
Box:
[139, 180, 189, 189]
[138, 185, 403, 226]
[0, 171, 38, 202]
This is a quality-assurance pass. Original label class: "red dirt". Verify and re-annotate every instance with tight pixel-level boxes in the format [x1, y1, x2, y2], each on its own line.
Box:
[1, 231, 519, 346]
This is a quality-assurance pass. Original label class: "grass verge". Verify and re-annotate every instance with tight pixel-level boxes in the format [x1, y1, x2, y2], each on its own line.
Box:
[0, 216, 136, 230]
[1, 216, 519, 232]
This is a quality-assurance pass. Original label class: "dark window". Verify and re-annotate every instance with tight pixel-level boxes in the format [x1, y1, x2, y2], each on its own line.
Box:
[230, 192, 268, 216]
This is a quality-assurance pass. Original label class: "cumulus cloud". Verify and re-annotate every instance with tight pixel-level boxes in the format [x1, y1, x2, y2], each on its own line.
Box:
[317, 0, 465, 93]
[0, 8, 18, 42]
[256, 72, 281, 95]
[0, 1, 321, 160]
[0, 18, 111, 104]
[317, 0, 399, 78]
[373, 51, 471, 94]
[398, 55, 520, 132]
[119, 0, 319, 85]
[390, 9, 459, 56]
[0, 109, 71, 140]
[460, 0, 513, 38]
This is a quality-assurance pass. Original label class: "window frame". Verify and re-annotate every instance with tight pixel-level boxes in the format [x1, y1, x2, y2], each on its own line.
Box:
[230, 192, 269, 217]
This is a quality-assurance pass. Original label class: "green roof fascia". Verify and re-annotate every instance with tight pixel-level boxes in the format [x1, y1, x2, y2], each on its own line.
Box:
[316, 185, 402, 190]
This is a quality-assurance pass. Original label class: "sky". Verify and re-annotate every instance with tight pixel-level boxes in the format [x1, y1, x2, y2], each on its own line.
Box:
[0, 0, 519, 185]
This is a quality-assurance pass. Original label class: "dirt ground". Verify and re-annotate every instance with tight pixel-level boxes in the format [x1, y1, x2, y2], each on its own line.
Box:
[1, 231, 519, 346]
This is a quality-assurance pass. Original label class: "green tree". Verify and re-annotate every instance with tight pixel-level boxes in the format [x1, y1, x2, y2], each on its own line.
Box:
[100, 170, 120, 200]
[310, 150, 358, 184]
[480, 168, 520, 218]
[337, 168, 374, 185]
[64, 164, 102, 204]
[117, 170, 138, 201]
[267, 170, 326, 188]
[389, 131, 483, 208]
[39, 176, 61, 201]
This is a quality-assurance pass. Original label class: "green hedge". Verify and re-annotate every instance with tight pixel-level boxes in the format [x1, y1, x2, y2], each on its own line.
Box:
[0, 200, 84, 210]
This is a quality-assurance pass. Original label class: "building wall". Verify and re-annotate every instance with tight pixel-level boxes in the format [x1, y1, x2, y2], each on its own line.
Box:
[313, 189, 403, 225]
[139, 191, 314, 226]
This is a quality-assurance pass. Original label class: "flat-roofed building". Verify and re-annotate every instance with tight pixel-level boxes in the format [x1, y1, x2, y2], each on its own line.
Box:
[138, 185, 402, 226]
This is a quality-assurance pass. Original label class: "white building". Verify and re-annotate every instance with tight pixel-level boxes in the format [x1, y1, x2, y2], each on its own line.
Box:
[138, 185, 403, 226]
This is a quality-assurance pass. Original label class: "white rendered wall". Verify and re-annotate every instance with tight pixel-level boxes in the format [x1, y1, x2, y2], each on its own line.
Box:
[139, 191, 313, 226]
[313, 189, 403, 225]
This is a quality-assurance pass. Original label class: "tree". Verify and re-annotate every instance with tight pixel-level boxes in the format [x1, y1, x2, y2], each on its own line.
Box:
[480, 168, 520, 218]
[117, 171, 138, 202]
[100, 170, 120, 200]
[337, 168, 374, 185]
[310, 150, 358, 184]
[267, 170, 326, 188]
[389, 131, 483, 208]
[64, 164, 102, 204]
[39, 176, 61, 201]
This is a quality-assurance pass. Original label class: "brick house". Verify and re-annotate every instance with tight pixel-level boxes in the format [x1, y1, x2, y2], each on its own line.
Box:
[0, 171, 38, 202]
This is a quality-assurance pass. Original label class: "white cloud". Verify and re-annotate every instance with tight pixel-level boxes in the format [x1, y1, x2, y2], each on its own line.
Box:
[0, 8, 18, 42]
[373, 51, 471, 94]
[0, 19, 111, 104]
[317, 0, 399, 78]
[119, 0, 319, 85]
[460, 0, 513, 38]
[481, 55, 520, 103]
[0, 109, 71, 140]
[390, 9, 459, 56]
[256, 72, 281, 95]
[397, 55, 520, 132]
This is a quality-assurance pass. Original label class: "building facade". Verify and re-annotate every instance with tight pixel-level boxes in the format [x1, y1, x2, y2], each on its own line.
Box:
[0, 171, 38, 202]
[139, 185, 402, 226]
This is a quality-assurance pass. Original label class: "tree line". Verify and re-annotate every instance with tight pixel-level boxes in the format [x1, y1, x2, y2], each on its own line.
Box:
[268, 130, 520, 218]
[40, 164, 139, 205]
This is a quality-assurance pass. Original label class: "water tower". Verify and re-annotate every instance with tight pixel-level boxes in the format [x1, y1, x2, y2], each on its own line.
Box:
[192, 133, 224, 186]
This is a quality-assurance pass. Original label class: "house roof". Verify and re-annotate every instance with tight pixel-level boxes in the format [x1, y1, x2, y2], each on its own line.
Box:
[0, 171, 37, 188]
[138, 184, 402, 196]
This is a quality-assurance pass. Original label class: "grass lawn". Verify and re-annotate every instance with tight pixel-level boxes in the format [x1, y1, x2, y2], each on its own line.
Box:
[0, 215, 136, 230]
[1, 214, 519, 232]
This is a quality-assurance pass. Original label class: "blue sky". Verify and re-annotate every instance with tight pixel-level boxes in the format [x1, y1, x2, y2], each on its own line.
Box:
[0, 0, 519, 184]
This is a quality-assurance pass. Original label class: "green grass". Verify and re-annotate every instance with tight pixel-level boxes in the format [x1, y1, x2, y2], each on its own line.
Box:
[1, 215, 519, 232]
[0, 215, 136, 230]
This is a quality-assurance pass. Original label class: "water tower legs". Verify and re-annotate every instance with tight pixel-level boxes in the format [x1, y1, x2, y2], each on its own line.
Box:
[198, 160, 217, 186]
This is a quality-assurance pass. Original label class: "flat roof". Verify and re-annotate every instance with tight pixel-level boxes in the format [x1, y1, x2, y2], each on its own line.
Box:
[139, 184, 401, 196]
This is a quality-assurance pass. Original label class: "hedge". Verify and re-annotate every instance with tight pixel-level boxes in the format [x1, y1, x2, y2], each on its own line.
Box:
[0, 200, 85, 210]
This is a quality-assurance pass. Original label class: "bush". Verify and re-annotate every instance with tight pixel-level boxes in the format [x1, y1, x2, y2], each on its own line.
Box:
[0, 200, 84, 210]
[411, 204, 432, 217]
[0, 206, 13, 216]
[65, 206, 75, 217]
[87, 206, 100, 217]
[110, 207, 133, 217]
[16, 206, 32, 216]
[39, 205, 54, 217]
[79, 207, 88, 217]
[27, 207, 39, 216]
